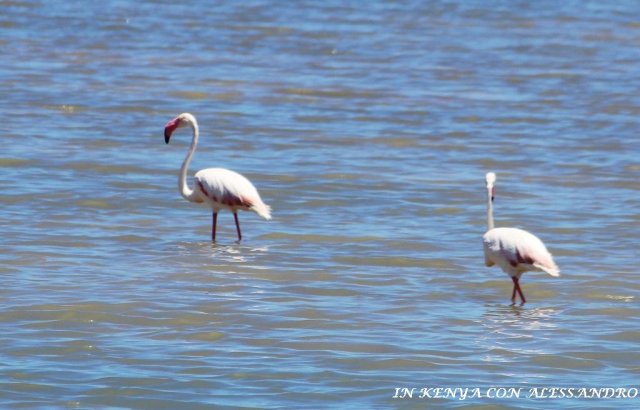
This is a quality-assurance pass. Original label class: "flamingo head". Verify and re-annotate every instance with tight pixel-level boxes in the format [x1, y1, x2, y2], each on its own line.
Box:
[164, 113, 194, 144]
[485, 172, 496, 201]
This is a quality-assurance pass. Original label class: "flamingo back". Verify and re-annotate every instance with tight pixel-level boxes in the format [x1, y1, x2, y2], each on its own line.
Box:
[194, 168, 272, 219]
[483, 227, 559, 277]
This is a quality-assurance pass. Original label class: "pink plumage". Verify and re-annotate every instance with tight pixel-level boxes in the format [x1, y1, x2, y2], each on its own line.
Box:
[483, 172, 559, 304]
[164, 113, 271, 241]
[483, 228, 560, 277]
[194, 168, 272, 220]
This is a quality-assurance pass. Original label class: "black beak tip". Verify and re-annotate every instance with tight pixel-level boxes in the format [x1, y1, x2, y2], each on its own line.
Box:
[164, 133, 170, 144]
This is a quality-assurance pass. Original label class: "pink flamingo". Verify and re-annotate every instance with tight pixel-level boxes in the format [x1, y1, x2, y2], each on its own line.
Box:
[164, 113, 271, 241]
[483, 172, 559, 304]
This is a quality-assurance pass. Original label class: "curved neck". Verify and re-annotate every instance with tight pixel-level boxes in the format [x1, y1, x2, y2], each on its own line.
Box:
[179, 119, 199, 201]
[487, 189, 495, 231]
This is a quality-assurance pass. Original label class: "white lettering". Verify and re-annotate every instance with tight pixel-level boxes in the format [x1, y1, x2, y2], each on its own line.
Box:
[397, 386, 640, 400]
[393, 388, 415, 399]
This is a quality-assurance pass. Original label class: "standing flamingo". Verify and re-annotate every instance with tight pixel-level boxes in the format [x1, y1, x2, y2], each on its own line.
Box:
[483, 172, 559, 304]
[164, 113, 271, 241]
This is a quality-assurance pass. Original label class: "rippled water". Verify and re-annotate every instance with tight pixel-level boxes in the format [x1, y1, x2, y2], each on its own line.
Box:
[2, 1, 639, 408]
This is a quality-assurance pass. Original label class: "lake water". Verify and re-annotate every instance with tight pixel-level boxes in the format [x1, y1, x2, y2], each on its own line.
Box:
[1, 1, 639, 408]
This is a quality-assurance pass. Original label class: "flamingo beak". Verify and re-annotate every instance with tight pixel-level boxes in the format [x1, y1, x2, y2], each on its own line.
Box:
[164, 118, 180, 144]
[490, 187, 495, 202]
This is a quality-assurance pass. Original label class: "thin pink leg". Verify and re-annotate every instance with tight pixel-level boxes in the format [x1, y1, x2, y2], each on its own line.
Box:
[511, 277, 517, 303]
[212, 212, 218, 241]
[512, 276, 526, 304]
[233, 212, 242, 241]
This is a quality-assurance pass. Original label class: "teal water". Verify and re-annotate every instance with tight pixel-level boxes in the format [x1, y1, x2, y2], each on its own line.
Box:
[1, 1, 639, 408]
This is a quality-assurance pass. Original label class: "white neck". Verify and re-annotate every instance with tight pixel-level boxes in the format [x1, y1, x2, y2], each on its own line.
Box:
[487, 188, 494, 231]
[179, 116, 199, 201]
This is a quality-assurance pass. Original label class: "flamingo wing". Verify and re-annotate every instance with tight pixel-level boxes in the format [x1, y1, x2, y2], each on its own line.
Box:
[484, 227, 559, 277]
[195, 168, 272, 219]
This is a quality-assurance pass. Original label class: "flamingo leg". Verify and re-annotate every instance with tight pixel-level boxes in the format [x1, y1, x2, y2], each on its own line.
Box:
[212, 212, 218, 241]
[233, 212, 242, 241]
[511, 276, 526, 304]
[517, 281, 526, 304]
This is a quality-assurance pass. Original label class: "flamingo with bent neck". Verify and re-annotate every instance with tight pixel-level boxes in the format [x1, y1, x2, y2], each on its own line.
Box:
[482, 172, 559, 304]
[164, 113, 271, 241]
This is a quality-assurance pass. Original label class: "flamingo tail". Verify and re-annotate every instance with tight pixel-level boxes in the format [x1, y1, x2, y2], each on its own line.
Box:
[251, 201, 272, 220]
[534, 262, 560, 277]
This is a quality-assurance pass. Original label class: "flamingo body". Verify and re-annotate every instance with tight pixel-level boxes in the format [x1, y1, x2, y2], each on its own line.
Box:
[164, 113, 271, 241]
[193, 168, 271, 219]
[483, 227, 559, 278]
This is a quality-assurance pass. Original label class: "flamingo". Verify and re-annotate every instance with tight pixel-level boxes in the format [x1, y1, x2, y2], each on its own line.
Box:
[483, 172, 559, 304]
[164, 113, 271, 241]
